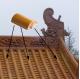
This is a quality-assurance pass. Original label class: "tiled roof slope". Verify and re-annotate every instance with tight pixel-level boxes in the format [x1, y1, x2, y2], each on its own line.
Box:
[0, 36, 78, 79]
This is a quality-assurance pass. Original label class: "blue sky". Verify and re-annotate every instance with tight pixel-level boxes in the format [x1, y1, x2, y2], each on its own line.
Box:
[0, 0, 79, 49]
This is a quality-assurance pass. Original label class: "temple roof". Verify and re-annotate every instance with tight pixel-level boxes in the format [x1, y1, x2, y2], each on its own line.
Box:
[0, 36, 78, 79]
[0, 8, 78, 79]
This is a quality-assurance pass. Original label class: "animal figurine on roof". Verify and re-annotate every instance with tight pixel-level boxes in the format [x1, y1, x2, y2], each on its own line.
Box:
[41, 8, 69, 39]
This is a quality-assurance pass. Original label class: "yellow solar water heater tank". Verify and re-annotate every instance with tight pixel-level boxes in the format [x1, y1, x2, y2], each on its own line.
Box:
[11, 13, 37, 29]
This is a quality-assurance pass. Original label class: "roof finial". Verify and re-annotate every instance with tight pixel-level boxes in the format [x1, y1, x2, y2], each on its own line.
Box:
[58, 15, 61, 21]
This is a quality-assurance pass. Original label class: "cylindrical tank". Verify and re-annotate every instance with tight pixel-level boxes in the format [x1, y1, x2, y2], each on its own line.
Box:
[11, 13, 37, 29]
